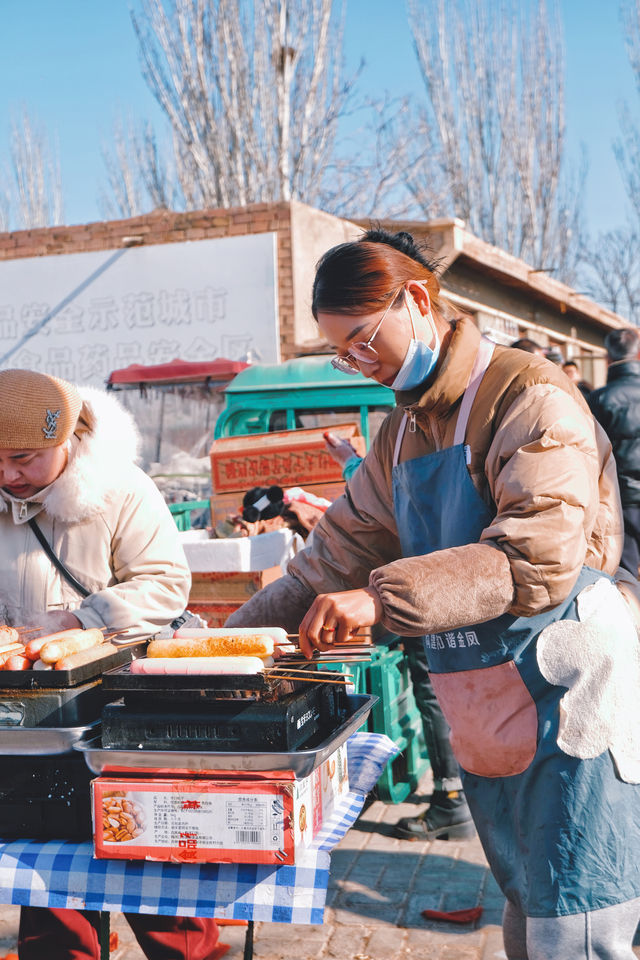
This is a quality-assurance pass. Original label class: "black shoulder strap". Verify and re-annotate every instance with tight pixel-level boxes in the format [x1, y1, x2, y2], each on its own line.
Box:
[27, 517, 91, 598]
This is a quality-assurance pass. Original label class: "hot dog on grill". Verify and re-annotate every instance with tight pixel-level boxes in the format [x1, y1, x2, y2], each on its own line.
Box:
[55, 642, 118, 671]
[39, 628, 105, 664]
[25, 628, 105, 662]
[3, 655, 31, 671]
[0, 644, 25, 666]
[130, 656, 266, 675]
[147, 634, 275, 659]
[174, 626, 288, 645]
[0, 626, 19, 645]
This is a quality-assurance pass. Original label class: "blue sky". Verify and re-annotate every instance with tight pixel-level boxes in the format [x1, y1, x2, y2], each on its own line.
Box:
[0, 0, 635, 236]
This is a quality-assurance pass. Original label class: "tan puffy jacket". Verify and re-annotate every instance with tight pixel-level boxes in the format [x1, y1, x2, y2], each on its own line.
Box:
[0, 388, 190, 633]
[283, 316, 624, 636]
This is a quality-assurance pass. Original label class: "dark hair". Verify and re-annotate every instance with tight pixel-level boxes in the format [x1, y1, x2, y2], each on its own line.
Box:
[604, 327, 640, 362]
[242, 486, 284, 523]
[562, 360, 578, 370]
[311, 228, 453, 320]
[510, 337, 544, 354]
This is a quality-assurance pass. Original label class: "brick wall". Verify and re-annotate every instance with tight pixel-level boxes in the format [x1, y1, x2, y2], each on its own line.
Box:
[0, 202, 300, 360]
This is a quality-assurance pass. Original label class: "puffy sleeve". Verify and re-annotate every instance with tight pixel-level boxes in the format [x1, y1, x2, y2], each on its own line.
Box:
[369, 382, 607, 633]
[287, 415, 403, 595]
[74, 469, 190, 633]
[479, 382, 603, 614]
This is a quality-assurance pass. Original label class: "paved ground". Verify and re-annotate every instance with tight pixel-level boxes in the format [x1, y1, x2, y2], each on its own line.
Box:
[0, 771, 637, 958]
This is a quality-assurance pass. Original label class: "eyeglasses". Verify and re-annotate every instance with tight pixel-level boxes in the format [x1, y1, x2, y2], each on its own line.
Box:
[331, 286, 405, 376]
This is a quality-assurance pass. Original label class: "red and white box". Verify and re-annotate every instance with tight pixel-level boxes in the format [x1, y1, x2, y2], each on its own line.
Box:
[92, 742, 348, 865]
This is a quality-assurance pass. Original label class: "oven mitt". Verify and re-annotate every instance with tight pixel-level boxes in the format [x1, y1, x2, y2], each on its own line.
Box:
[537, 577, 640, 783]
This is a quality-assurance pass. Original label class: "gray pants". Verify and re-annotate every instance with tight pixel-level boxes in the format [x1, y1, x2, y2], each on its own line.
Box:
[503, 898, 640, 959]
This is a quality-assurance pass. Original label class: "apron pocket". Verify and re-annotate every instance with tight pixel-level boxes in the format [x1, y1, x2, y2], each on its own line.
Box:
[430, 661, 538, 778]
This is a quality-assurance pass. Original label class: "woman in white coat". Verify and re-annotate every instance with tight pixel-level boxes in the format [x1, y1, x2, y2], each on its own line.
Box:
[0, 369, 226, 960]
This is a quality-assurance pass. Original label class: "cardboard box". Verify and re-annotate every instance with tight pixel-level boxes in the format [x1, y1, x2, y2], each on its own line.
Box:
[188, 566, 282, 602]
[92, 742, 349, 865]
[182, 528, 299, 573]
[186, 601, 244, 628]
[209, 425, 365, 494]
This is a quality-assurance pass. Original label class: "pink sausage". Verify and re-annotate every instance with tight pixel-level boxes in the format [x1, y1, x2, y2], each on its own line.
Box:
[130, 656, 265, 675]
[24, 636, 49, 661]
[4, 655, 31, 671]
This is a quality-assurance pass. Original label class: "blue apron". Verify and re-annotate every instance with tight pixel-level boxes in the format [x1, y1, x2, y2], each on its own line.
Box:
[392, 338, 640, 918]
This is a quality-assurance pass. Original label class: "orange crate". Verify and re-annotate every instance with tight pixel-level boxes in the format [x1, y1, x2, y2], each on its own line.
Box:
[188, 601, 244, 628]
[209, 424, 365, 494]
[189, 566, 282, 602]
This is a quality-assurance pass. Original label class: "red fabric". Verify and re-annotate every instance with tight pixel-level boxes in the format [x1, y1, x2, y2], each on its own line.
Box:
[421, 907, 483, 925]
[18, 907, 225, 960]
[107, 359, 247, 386]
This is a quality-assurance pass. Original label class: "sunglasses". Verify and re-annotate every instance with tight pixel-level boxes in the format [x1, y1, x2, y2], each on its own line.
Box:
[331, 286, 406, 376]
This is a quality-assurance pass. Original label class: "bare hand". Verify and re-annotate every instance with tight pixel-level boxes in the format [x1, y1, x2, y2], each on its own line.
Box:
[323, 432, 359, 469]
[298, 587, 383, 659]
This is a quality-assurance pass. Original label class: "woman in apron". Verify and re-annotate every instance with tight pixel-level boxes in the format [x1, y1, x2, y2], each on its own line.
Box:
[228, 227, 640, 958]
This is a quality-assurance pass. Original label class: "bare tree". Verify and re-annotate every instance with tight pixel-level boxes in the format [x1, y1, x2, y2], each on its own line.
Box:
[99, 118, 182, 218]
[119, 0, 360, 211]
[405, 0, 583, 281]
[581, 227, 640, 323]
[579, 1, 640, 323]
[8, 109, 64, 229]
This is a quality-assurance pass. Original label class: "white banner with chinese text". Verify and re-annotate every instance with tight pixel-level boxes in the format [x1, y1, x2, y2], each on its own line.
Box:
[0, 232, 280, 386]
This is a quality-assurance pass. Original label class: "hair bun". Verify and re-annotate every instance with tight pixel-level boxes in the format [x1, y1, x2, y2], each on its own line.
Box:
[361, 227, 435, 272]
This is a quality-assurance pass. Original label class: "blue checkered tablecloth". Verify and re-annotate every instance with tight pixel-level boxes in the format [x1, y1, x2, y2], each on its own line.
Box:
[0, 732, 398, 925]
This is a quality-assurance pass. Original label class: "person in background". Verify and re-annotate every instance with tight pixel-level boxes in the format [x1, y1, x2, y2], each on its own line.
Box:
[562, 360, 581, 384]
[509, 337, 546, 356]
[227, 228, 640, 958]
[323, 430, 474, 840]
[562, 359, 593, 400]
[0, 370, 226, 960]
[589, 327, 640, 578]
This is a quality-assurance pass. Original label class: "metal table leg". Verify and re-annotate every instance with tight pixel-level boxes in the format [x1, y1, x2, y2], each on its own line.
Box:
[243, 919, 254, 960]
[98, 911, 110, 960]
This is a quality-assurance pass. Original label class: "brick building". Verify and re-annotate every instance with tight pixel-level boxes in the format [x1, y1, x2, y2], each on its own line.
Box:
[0, 200, 628, 388]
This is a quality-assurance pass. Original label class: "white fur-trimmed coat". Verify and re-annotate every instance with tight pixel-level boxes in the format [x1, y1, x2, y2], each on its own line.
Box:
[0, 388, 190, 632]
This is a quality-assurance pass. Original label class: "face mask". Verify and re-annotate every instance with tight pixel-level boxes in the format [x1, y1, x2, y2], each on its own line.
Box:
[390, 295, 441, 391]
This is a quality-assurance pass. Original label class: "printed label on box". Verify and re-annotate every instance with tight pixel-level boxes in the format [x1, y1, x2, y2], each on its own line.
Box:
[100, 788, 285, 852]
[93, 742, 349, 866]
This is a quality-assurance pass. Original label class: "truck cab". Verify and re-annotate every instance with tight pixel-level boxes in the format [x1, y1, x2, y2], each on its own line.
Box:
[214, 355, 395, 448]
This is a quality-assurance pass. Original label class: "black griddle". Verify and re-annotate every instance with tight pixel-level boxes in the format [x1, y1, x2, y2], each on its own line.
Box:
[0, 642, 147, 689]
[100, 662, 350, 751]
[102, 661, 306, 700]
[102, 683, 348, 751]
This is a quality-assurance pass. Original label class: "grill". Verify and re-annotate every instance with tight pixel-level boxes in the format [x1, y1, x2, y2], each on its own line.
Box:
[100, 663, 351, 751]
[0, 642, 146, 841]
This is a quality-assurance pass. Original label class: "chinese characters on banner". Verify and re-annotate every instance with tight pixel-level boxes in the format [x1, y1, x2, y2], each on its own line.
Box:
[0, 234, 280, 385]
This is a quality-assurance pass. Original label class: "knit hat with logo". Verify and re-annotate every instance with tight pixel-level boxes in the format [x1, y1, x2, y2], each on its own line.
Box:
[0, 369, 82, 449]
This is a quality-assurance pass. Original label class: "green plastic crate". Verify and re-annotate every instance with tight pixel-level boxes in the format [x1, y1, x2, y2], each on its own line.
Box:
[322, 638, 429, 803]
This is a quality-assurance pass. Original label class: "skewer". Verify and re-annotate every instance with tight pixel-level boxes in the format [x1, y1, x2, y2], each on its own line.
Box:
[275, 656, 371, 665]
[265, 671, 352, 685]
[276, 650, 372, 660]
[268, 663, 353, 676]
[286, 633, 372, 642]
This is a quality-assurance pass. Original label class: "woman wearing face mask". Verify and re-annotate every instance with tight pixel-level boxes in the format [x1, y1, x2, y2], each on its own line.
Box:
[227, 228, 640, 958]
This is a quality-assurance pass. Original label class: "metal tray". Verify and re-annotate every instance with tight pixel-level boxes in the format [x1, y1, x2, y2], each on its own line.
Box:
[0, 642, 147, 689]
[74, 693, 376, 778]
[0, 719, 100, 756]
